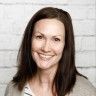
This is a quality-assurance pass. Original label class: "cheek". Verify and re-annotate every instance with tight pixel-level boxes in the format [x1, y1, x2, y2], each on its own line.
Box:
[31, 40, 42, 51]
[54, 43, 64, 55]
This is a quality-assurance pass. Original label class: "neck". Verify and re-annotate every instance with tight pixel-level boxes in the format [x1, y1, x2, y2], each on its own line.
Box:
[38, 70, 54, 84]
[28, 66, 58, 95]
[36, 65, 58, 87]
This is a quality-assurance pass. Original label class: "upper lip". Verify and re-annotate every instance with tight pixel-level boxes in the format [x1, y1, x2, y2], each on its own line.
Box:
[38, 53, 54, 56]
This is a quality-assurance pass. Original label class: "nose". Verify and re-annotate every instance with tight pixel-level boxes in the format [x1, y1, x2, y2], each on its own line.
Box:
[41, 40, 51, 52]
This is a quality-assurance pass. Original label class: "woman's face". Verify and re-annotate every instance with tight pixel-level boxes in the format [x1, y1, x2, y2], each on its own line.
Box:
[31, 19, 65, 70]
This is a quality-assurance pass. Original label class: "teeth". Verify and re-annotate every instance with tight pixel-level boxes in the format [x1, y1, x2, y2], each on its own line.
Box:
[40, 54, 52, 58]
[39, 54, 52, 60]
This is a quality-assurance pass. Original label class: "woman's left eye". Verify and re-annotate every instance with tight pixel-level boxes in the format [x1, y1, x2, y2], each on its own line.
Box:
[54, 38, 60, 41]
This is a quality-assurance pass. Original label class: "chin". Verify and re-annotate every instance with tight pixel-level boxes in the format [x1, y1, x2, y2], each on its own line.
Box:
[37, 62, 58, 71]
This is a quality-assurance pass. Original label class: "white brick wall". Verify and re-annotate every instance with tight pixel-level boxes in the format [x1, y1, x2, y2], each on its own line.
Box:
[0, 0, 96, 96]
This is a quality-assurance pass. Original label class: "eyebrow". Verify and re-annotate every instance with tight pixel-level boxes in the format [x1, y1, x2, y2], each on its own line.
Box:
[34, 31, 63, 37]
[34, 31, 44, 35]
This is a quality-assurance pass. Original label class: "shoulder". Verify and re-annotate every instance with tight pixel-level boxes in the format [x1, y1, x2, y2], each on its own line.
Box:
[69, 75, 96, 96]
[5, 81, 24, 96]
[5, 81, 14, 96]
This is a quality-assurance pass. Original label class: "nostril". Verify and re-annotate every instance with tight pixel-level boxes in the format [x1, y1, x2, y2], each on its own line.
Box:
[41, 42, 51, 52]
[41, 47, 50, 52]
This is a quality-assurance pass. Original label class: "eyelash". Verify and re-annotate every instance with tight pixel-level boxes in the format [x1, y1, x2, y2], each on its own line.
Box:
[34, 35, 61, 42]
[54, 38, 60, 41]
[35, 35, 43, 39]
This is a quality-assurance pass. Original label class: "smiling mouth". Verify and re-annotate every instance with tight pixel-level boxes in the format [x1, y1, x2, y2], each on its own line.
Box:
[38, 53, 54, 60]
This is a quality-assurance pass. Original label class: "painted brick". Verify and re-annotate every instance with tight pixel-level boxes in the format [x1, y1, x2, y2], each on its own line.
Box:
[73, 20, 96, 36]
[81, 36, 96, 51]
[68, 0, 96, 5]
[60, 5, 95, 19]
[87, 5, 96, 19]
[76, 51, 96, 67]
[75, 37, 83, 51]
[24, 0, 68, 4]
[0, 5, 47, 35]
[0, 5, 26, 35]
[0, 34, 22, 50]
[0, 51, 18, 67]
[0, 0, 95, 5]
[0, 67, 17, 83]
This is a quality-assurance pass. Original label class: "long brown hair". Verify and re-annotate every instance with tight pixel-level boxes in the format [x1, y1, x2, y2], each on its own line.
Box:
[13, 7, 81, 96]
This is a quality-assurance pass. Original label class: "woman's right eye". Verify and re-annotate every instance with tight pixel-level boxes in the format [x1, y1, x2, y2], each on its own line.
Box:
[36, 35, 43, 39]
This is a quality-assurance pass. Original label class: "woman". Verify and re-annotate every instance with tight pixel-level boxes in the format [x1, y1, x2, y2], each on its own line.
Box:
[5, 7, 96, 96]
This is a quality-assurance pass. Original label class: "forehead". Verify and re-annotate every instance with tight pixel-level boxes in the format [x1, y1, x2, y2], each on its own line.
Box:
[33, 19, 65, 36]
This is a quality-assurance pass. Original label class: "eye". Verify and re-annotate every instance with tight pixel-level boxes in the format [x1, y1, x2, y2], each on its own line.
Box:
[36, 35, 43, 39]
[54, 38, 60, 41]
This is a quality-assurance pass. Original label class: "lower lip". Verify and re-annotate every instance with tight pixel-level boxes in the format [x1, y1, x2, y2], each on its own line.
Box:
[38, 54, 53, 61]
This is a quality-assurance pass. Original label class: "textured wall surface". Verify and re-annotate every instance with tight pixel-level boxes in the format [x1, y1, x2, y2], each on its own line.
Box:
[0, 0, 96, 96]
